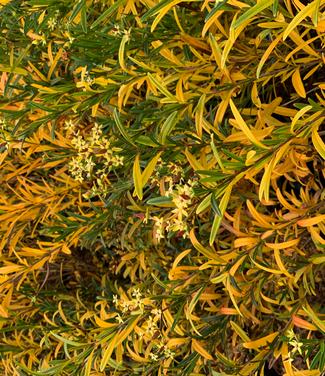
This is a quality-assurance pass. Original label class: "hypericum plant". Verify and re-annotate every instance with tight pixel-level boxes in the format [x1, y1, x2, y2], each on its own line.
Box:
[0, 0, 324, 375]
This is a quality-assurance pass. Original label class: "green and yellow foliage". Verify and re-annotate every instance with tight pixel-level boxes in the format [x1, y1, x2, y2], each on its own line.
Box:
[0, 0, 324, 374]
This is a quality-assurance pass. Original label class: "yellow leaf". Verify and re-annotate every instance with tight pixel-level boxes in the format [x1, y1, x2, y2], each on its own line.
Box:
[256, 33, 282, 78]
[246, 200, 274, 228]
[221, 16, 252, 69]
[291, 105, 312, 133]
[274, 249, 294, 278]
[0, 304, 8, 318]
[126, 343, 149, 363]
[195, 94, 206, 139]
[209, 185, 232, 245]
[61, 244, 71, 255]
[243, 332, 279, 349]
[265, 238, 300, 250]
[100, 334, 119, 371]
[167, 338, 188, 348]
[84, 350, 94, 376]
[151, 0, 183, 32]
[229, 99, 268, 149]
[151, 40, 182, 66]
[250, 257, 283, 275]
[0, 264, 24, 274]
[240, 350, 269, 375]
[133, 155, 143, 200]
[47, 48, 63, 80]
[229, 255, 246, 276]
[309, 225, 325, 245]
[317, 18, 325, 32]
[312, 122, 325, 159]
[118, 34, 129, 72]
[283, 0, 318, 40]
[189, 229, 223, 261]
[291, 69, 306, 98]
[303, 303, 325, 333]
[141, 152, 162, 186]
[226, 277, 243, 316]
[147, 73, 177, 102]
[31, 83, 58, 93]
[285, 35, 320, 62]
[171, 249, 191, 270]
[214, 89, 233, 127]
[192, 339, 213, 360]
[234, 237, 259, 248]
[210, 273, 228, 284]
[95, 315, 118, 328]
[116, 316, 141, 346]
[259, 142, 291, 202]
[184, 149, 204, 171]
[162, 300, 184, 336]
[230, 320, 250, 342]
[28, 61, 49, 82]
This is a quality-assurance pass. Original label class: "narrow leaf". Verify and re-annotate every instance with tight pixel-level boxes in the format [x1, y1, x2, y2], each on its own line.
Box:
[133, 155, 143, 200]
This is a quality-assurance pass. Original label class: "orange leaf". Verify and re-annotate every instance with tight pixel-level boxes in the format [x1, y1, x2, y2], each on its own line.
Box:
[292, 315, 317, 331]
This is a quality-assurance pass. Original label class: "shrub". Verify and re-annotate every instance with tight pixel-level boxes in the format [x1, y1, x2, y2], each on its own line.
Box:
[0, 0, 324, 375]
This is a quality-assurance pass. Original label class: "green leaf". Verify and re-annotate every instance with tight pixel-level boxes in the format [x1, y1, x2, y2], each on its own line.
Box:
[141, 0, 175, 21]
[211, 193, 221, 216]
[209, 185, 232, 245]
[205, 0, 231, 22]
[0, 64, 28, 76]
[196, 193, 212, 214]
[50, 332, 86, 347]
[159, 111, 178, 144]
[210, 135, 225, 172]
[233, 0, 274, 30]
[147, 73, 177, 102]
[90, 0, 126, 29]
[146, 196, 173, 206]
[113, 108, 136, 146]
[80, 2, 88, 32]
[136, 135, 159, 147]
[69, 0, 85, 23]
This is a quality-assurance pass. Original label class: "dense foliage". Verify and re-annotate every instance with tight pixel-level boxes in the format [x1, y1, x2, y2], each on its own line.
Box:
[0, 0, 324, 374]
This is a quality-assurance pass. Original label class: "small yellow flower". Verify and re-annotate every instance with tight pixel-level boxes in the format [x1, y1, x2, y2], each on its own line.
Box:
[115, 314, 124, 324]
[47, 17, 57, 31]
[164, 348, 175, 359]
[149, 352, 158, 361]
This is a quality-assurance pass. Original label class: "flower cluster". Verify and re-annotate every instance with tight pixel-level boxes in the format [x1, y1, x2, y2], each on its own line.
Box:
[150, 160, 184, 186]
[152, 179, 195, 242]
[149, 341, 175, 363]
[112, 290, 168, 358]
[286, 329, 304, 362]
[149, 158, 196, 241]
[65, 120, 124, 197]
[112, 289, 145, 322]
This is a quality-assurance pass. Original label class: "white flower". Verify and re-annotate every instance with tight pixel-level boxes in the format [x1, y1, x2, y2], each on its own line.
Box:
[113, 295, 119, 306]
